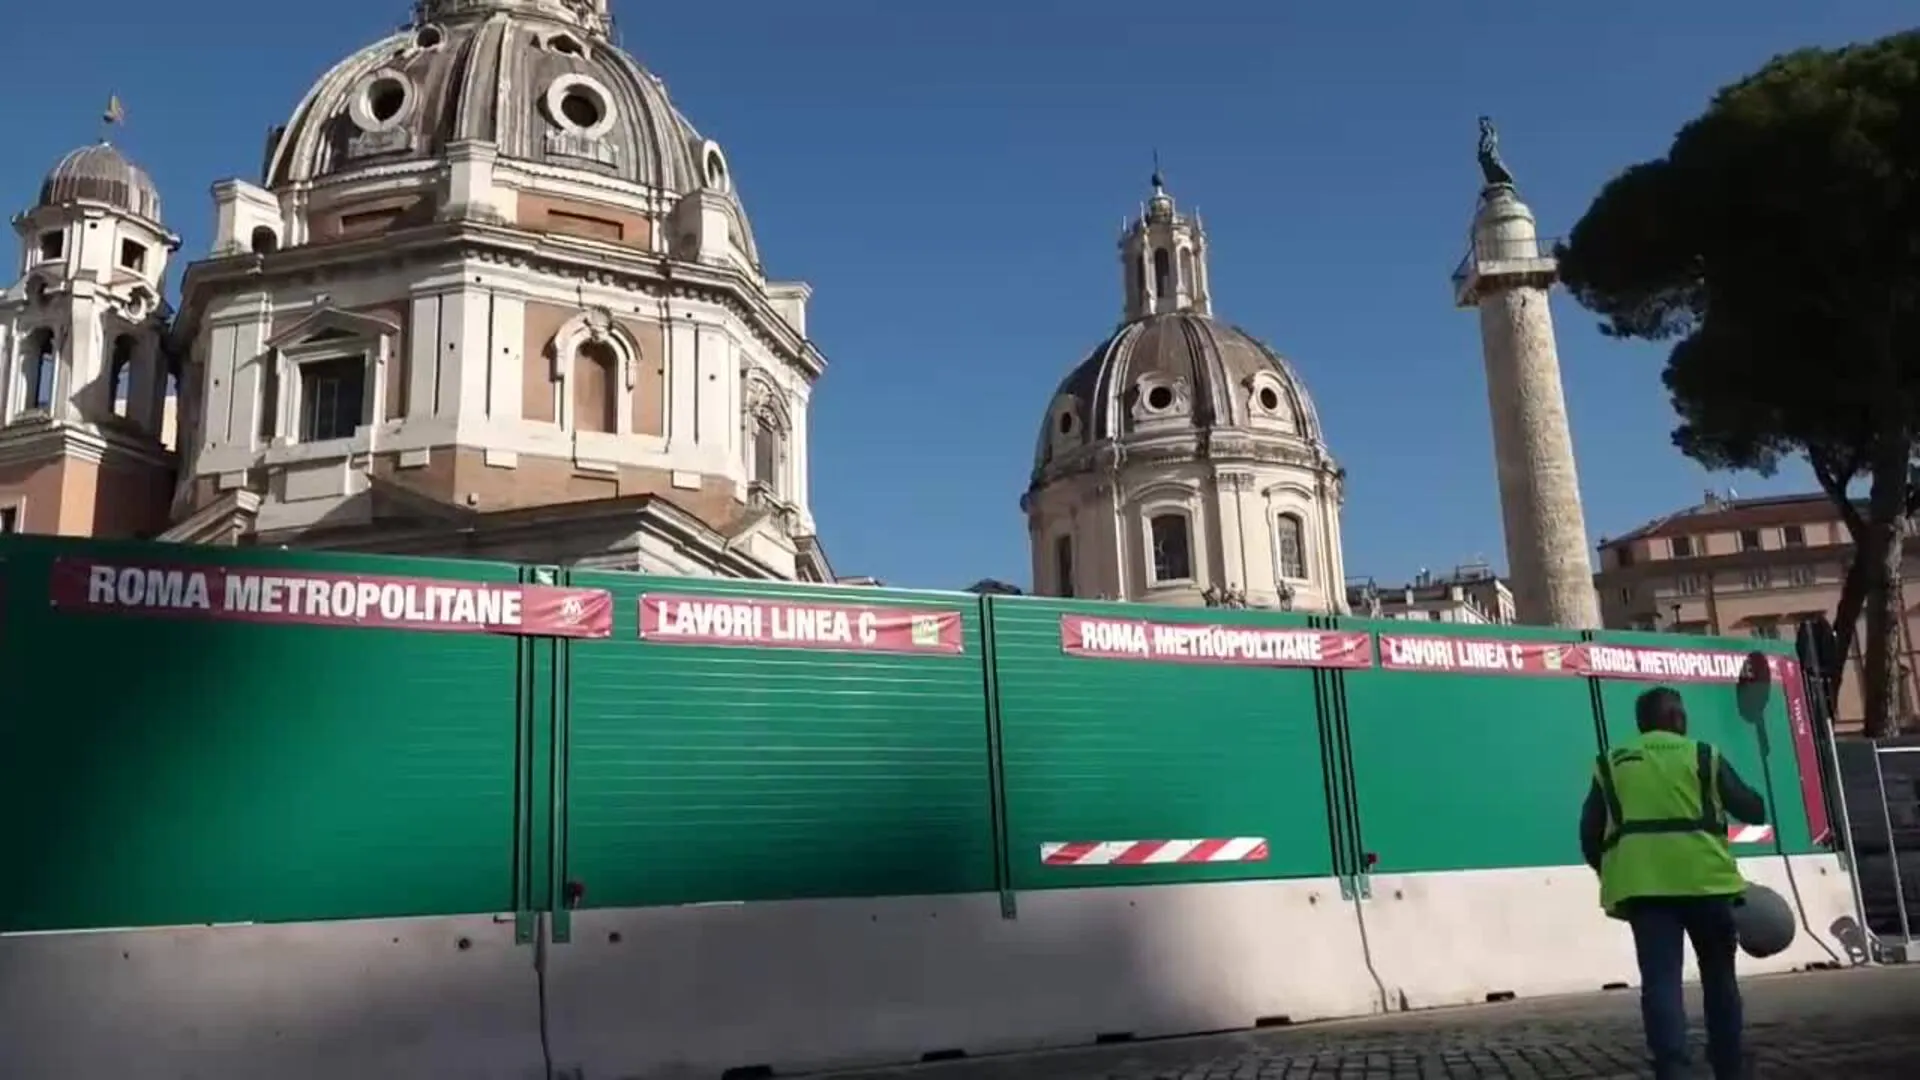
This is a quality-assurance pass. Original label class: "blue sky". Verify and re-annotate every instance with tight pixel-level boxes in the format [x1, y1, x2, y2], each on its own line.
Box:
[3, 1, 1911, 590]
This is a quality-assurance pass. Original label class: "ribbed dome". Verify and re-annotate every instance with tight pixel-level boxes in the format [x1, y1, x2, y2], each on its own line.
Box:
[38, 143, 163, 222]
[1034, 312, 1325, 475]
[267, 4, 756, 259]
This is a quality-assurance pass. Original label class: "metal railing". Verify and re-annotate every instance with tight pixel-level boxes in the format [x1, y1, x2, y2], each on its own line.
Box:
[1450, 234, 1564, 294]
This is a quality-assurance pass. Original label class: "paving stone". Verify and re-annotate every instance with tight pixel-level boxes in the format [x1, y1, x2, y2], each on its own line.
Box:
[816, 966, 1920, 1079]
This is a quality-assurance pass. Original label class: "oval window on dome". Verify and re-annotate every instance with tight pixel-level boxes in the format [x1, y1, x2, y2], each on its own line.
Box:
[349, 71, 414, 133]
[1258, 385, 1281, 412]
[1145, 385, 1174, 411]
[544, 75, 617, 139]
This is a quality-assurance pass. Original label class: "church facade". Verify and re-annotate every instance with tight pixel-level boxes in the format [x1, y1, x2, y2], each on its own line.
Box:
[1023, 175, 1349, 612]
[0, 0, 833, 581]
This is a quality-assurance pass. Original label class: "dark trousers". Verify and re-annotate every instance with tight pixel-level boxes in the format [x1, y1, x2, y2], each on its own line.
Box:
[1626, 896, 1744, 1079]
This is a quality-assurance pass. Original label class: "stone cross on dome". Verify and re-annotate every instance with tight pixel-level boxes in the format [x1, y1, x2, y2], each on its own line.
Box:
[413, 0, 612, 35]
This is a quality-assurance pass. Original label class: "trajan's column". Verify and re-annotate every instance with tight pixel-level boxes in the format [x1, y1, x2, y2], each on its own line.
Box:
[1452, 117, 1601, 629]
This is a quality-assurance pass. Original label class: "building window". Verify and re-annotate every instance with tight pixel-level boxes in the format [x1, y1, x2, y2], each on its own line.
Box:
[1053, 535, 1074, 598]
[1675, 575, 1704, 595]
[1670, 536, 1694, 558]
[1787, 564, 1816, 587]
[1152, 248, 1171, 299]
[38, 232, 62, 260]
[297, 357, 366, 442]
[1148, 513, 1192, 583]
[1618, 587, 1633, 605]
[1783, 525, 1806, 547]
[573, 340, 619, 434]
[1615, 546, 1635, 568]
[259, 359, 279, 441]
[752, 416, 782, 495]
[27, 329, 57, 411]
[109, 335, 136, 417]
[1750, 621, 1781, 639]
[0, 505, 17, 533]
[1743, 567, 1772, 590]
[1275, 513, 1306, 579]
[1739, 529, 1762, 551]
[119, 239, 148, 273]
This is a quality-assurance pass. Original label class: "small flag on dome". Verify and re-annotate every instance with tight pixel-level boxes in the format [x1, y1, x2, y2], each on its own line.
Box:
[103, 95, 125, 127]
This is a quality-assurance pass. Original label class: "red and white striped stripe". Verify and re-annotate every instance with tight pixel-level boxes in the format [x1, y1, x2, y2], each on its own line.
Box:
[1728, 824, 1775, 845]
[1040, 838, 1269, 867]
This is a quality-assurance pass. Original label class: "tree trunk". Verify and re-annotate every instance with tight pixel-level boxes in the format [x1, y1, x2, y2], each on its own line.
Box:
[1862, 439, 1910, 737]
[1830, 550, 1867, 706]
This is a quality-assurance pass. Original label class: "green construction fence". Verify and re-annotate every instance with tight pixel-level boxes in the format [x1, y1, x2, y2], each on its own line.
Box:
[0, 536, 1831, 934]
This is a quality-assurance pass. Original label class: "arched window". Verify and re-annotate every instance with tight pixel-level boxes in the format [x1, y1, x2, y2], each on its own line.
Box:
[109, 335, 137, 417]
[752, 414, 782, 494]
[27, 329, 57, 411]
[1149, 512, 1192, 583]
[1276, 513, 1307, 580]
[1179, 248, 1196, 295]
[250, 226, 280, 255]
[573, 340, 619, 434]
[1053, 535, 1075, 598]
[1152, 248, 1172, 299]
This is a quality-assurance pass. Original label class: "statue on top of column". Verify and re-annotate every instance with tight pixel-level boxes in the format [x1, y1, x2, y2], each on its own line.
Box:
[1476, 116, 1516, 188]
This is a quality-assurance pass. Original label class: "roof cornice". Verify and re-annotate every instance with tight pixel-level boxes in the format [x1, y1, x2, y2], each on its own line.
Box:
[175, 222, 824, 378]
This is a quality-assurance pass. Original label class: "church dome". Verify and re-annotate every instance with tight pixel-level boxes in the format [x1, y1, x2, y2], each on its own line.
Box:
[1021, 175, 1347, 612]
[38, 142, 163, 223]
[1034, 311, 1326, 476]
[266, 1, 753, 256]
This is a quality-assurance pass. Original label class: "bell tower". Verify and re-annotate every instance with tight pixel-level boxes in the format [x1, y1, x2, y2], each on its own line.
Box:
[1118, 168, 1212, 320]
[0, 108, 179, 536]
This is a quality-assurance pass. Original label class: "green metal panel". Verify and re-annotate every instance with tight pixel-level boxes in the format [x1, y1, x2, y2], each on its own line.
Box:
[991, 598, 1337, 889]
[0, 536, 526, 933]
[563, 574, 996, 907]
[1589, 630, 1818, 856]
[1343, 620, 1601, 873]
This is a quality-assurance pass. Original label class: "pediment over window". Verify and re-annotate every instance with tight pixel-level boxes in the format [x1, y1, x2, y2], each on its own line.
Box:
[266, 306, 400, 350]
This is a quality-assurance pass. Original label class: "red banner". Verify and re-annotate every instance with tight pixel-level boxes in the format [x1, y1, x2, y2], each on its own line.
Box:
[1060, 614, 1372, 669]
[1379, 635, 1753, 683]
[1379, 635, 1579, 676]
[1570, 642, 1751, 683]
[1774, 655, 1833, 845]
[637, 592, 965, 655]
[49, 557, 612, 638]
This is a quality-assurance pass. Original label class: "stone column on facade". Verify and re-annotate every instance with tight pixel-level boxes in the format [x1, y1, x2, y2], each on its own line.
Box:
[1454, 183, 1600, 629]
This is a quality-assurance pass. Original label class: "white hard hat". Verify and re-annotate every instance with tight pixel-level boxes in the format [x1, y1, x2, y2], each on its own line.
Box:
[1734, 882, 1797, 959]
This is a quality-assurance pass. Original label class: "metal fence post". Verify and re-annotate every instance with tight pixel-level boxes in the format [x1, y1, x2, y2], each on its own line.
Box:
[1875, 744, 1913, 952]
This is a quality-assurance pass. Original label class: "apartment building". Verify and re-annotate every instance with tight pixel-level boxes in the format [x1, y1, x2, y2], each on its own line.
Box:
[1347, 562, 1516, 625]
[1593, 491, 1916, 733]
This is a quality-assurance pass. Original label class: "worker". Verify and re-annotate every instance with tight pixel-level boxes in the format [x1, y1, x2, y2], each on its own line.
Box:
[1579, 686, 1769, 1080]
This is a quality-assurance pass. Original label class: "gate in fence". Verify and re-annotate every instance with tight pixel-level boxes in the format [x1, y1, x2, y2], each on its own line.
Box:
[1835, 736, 1920, 957]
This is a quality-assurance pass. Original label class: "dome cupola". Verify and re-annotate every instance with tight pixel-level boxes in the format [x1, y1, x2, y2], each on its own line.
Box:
[38, 142, 163, 223]
[267, 0, 745, 240]
[1022, 173, 1348, 613]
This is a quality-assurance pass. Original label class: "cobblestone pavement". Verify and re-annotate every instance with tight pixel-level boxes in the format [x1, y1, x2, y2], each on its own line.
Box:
[818, 966, 1920, 1079]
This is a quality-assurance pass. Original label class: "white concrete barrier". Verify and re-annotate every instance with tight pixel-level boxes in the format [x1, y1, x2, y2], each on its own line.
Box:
[0, 914, 545, 1080]
[0, 858, 1858, 1079]
[543, 877, 1380, 1078]
[1359, 855, 1857, 1012]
